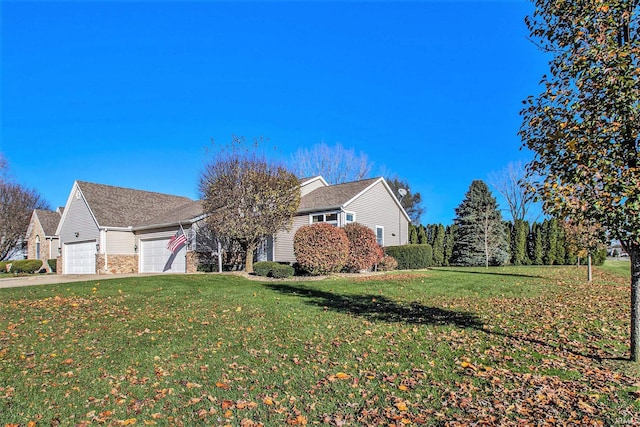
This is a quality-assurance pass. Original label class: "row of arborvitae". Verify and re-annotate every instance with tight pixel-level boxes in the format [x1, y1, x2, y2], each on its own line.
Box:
[293, 222, 396, 275]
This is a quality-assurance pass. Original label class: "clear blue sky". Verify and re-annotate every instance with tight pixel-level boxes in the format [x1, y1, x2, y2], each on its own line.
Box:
[1, 0, 548, 225]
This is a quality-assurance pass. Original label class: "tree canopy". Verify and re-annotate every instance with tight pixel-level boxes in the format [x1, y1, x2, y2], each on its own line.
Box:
[386, 177, 425, 224]
[290, 142, 372, 184]
[452, 180, 509, 267]
[0, 157, 49, 260]
[520, 0, 640, 360]
[199, 137, 300, 273]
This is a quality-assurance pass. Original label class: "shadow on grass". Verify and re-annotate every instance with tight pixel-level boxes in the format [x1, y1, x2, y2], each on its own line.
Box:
[266, 283, 628, 362]
[266, 283, 482, 328]
[432, 268, 546, 279]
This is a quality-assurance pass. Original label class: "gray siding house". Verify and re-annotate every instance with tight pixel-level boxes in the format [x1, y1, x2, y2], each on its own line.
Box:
[55, 181, 205, 274]
[270, 176, 410, 263]
[54, 176, 409, 273]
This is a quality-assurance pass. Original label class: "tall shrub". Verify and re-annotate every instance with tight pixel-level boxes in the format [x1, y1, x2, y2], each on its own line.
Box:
[343, 223, 383, 272]
[294, 223, 349, 275]
[385, 244, 433, 270]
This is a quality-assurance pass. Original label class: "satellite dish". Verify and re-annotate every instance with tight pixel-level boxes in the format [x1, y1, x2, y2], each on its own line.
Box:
[398, 188, 407, 197]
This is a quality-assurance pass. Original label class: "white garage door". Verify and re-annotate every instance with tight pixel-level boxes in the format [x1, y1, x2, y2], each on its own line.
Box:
[64, 241, 96, 274]
[140, 238, 186, 273]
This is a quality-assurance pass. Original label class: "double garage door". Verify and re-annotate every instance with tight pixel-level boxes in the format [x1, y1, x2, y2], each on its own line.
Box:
[140, 238, 186, 273]
[64, 241, 96, 274]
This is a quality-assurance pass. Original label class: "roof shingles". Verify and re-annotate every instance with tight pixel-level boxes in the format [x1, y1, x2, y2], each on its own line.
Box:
[298, 178, 379, 212]
[77, 181, 203, 228]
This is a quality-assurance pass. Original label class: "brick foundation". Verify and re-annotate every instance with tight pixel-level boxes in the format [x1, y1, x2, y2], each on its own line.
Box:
[96, 254, 138, 274]
[186, 251, 199, 273]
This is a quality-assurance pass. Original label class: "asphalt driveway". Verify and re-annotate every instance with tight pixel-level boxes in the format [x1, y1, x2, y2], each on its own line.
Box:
[0, 273, 156, 289]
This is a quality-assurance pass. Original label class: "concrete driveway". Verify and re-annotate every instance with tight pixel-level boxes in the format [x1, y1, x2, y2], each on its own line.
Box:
[0, 273, 155, 289]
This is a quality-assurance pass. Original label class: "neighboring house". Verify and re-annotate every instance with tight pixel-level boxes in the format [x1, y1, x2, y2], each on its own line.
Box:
[25, 208, 63, 270]
[267, 176, 410, 263]
[55, 181, 205, 275]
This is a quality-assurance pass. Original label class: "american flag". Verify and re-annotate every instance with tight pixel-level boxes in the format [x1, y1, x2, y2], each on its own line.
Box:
[167, 229, 187, 254]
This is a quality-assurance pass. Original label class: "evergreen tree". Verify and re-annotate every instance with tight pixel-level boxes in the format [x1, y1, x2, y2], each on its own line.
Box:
[417, 225, 428, 245]
[511, 219, 529, 265]
[432, 224, 446, 266]
[443, 224, 458, 267]
[530, 223, 544, 265]
[543, 218, 559, 265]
[452, 180, 509, 267]
[555, 223, 566, 265]
[409, 224, 418, 244]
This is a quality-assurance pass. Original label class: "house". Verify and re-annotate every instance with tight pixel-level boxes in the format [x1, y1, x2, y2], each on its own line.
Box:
[267, 176, 410, 263]
[25, 208, 63, 270]
[54, 176, 409, 274]
[55, 181, 205, 274]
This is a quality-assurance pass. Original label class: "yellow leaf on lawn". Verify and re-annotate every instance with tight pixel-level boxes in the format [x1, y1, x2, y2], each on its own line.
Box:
[335, 372, 350, 379]
[398, 385, 409, 391]
[263, 397, 274, 405]
[395, 401, 408, 411]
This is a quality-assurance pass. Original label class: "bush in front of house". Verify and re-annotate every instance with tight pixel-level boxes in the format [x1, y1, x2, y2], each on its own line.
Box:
[270, 263, 295, 279]
[385, 244, 433, 270]
[0, 261, 8, 273]
[6, 260, 45, 274]
[343, 223, 383, 272]
[253, 261, 280, 277]
[294, 223, 349, 275]
[377, 254, 398, 271]
[48, 259, 57, 273]
[253, 261, 294, 278]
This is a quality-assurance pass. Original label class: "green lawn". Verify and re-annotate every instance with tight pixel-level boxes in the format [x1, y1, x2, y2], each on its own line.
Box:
[1, 266, 638, 426]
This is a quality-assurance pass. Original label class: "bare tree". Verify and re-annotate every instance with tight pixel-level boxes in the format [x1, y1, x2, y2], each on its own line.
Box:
[199, 137, 300, 273]
[0, 181, 49, 260]
[290, 142, 372, 184]
[488, 161, 540, 223]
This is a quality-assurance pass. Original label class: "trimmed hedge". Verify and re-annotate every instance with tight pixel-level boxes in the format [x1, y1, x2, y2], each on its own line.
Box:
[294, 223, 349, 275]
[253, 261, 294, 278]
[2, 259, 45, 274]
[343, 223, 384, 272]
[385, 244, 433, 270]
[0, 261, 8, 273]
[270, 263, 295, 279]
[48, 259, 57, 273]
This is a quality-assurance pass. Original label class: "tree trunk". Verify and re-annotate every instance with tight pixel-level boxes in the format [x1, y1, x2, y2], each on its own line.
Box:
[627, 242, 640, 362]
[244, 243, 256, 273]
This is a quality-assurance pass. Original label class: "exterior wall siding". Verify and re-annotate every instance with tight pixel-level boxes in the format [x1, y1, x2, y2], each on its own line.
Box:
[105, 230, 136, 254]
[274, 215, 308, 263]
[59, 191, 100, 245]
[345, 181, 409, 247]
[300, 178, 327, 197]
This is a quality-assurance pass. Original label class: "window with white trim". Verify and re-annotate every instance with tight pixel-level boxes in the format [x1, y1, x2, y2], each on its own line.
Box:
[311, 212, 339, 226]
[345, 213, 355, 223]
[376, 226, 384, 246]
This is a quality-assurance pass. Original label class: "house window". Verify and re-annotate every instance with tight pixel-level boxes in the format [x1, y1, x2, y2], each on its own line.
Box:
[311, 212, 339, 226]
[345, 213, 355, 223]
[376, 226, 384, 246]
[36, 235, 41, 260]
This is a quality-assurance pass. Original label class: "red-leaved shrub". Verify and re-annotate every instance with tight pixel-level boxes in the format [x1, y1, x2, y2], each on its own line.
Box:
[294, 223, 349, 275]
[343, 223, 384, 272]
